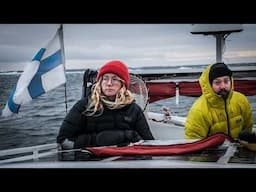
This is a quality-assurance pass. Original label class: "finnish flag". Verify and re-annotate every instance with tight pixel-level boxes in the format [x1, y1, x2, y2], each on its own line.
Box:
[2, 26, 66, 117]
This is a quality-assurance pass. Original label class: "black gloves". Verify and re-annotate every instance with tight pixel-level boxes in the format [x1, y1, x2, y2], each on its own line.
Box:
[238, 130, 256, 143]
[96, 130, 125, 146]
[96, 130, 142, 146]
[124, 130, 143, 143]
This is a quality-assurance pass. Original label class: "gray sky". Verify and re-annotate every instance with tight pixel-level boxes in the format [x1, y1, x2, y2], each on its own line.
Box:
[0, 24, 256, 71]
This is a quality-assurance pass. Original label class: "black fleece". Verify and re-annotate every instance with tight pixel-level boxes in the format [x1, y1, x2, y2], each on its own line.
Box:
[57, 98, 154, 148]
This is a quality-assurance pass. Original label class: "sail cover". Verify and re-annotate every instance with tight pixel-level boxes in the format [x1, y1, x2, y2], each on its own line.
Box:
[85, 133, 233, 157]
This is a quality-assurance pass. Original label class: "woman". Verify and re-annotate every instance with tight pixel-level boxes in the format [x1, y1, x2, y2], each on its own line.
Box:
[57, 60, 154, 149]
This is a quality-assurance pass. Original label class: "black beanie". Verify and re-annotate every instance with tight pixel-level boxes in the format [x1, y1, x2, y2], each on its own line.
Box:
[209, 63, 232, 85]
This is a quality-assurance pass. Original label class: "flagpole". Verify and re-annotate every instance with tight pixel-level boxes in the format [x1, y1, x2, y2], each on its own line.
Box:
[58, 24, 68, 114]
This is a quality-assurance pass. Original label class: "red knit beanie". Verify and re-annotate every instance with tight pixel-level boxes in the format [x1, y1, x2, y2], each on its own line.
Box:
[97, 60, 130, 88]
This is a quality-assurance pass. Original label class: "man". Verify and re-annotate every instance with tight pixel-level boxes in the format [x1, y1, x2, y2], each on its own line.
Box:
[185, 62, 254, 139]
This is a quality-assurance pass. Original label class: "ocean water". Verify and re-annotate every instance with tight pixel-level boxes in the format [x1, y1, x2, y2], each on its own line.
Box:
[0, 72, 256, 151]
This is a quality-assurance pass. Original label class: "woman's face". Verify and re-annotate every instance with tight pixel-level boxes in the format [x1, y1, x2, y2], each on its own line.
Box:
[101, 73, 122, 100]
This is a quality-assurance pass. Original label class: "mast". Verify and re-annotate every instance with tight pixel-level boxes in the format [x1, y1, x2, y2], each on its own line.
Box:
[58, 24, 68, 114]
[191, 24, 243, 63]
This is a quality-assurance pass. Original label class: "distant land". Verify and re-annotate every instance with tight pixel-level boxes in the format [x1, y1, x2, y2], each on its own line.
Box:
[1, 62, 255, 75]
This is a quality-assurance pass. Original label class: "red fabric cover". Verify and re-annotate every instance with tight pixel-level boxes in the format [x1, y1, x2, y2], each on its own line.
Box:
[85, 133, 233, 157]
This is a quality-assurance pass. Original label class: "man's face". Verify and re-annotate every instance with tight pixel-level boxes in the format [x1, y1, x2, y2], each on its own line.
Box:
[211, 76, 231, 99]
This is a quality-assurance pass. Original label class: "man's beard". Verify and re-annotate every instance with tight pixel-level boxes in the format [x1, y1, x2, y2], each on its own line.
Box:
[217, 89, 230, 99]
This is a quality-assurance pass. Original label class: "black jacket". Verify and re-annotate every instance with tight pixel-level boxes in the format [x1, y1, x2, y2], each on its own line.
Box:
[57, 98, 154, 148]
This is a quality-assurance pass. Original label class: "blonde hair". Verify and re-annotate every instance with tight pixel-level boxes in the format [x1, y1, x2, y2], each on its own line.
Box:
[83, 77, 134, 116]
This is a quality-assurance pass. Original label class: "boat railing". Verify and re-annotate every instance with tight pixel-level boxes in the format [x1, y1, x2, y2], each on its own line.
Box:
[146, 79, 256, 104]
[0, 143, 58, 164]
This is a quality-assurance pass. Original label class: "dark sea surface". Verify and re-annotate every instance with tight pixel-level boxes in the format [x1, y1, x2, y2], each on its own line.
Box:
[0, 72, 255, 150]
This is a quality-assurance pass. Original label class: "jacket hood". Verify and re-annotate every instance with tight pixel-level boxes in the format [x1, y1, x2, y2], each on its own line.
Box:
[199, 64, 234, 108]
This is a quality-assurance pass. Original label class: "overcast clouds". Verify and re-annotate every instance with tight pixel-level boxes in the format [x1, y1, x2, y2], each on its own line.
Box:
[0, 24, 256, 71]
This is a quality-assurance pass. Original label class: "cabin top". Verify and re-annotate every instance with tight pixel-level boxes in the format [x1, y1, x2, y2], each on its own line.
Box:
[191, 24, 243, 35]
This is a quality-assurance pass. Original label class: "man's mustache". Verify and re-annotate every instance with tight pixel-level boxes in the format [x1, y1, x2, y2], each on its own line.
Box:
[217, 89, 229, 99]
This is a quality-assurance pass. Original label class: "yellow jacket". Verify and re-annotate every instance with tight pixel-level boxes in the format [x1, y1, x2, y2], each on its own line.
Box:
[185, 64, 254, 139]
